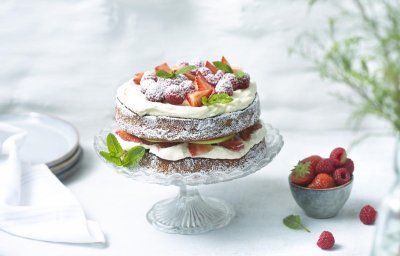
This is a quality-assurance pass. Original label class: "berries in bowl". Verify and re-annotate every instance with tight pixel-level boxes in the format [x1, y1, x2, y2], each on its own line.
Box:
[288, 147, 354, 219]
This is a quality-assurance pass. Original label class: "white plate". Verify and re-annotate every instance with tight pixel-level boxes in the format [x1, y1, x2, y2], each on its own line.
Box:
[50, 146, 82, 175]
[0, 112, 79, 166]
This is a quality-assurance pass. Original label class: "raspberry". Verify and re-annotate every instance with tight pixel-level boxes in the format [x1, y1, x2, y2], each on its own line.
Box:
[343, 158, 354, 175]
[330, 147, 347, 167]
[223, 73, 240, 90]
[140, 79, 156, 94]
[145, 82, 165, 102]
[215, 79, 233, 96]
[191, 60, 205, 68]
[359, 205, 377, 225]
[315, 158, 336, 174]
[164, 85, 186, 105]
[317, 231, 335, 250]
[180, 80, 195, 94]
[205, 70, 224, 86]
[237, 73, 250, 89]
[196, 67, 212, 77]
[141, 71, 157, 82]
[333, 168, 351, 185]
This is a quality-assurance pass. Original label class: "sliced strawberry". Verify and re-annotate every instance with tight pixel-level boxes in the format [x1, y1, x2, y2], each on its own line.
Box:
[221, 56, 231, 66]
[116, 130, 142, 142]
[158, 142, 180, 148]
[188, 144, 212, 156]
[239, 122, 262, 141]
[184, 72, 196, 81]
[133, 72, 144, 85]
[205, 61, 218, 74]
[195, 73, 214, 91]
[186, 89, 213, 107]
[219, 138, 244, 151]
[155, 62, 173, 73]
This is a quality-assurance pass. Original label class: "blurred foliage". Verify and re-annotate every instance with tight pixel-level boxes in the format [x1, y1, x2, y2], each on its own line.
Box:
[293, 0, 400, 134]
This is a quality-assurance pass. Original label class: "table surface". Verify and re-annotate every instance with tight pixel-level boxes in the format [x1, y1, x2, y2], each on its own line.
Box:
[1, 0, 397, 255]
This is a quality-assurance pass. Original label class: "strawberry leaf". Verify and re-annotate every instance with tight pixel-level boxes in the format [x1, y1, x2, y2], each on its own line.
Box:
[175, 65, 196, 75]
[234, 70, 245, 78]
[283, 214, 310, 232]
[202, 93, 233, 106]
[213, 61, 233, 73]
[156, 70, 174, 78]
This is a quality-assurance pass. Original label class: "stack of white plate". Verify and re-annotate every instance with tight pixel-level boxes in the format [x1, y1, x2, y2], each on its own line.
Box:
[0, 112, 81, 180]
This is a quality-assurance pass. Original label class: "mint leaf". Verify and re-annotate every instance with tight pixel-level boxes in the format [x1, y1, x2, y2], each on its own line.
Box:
[100, 151, 122, 166]
[175, 65, 196, 75]
[106, 133, 124, 157]
[234, 70, 245, 78]
[213, 61, 233, 73]
[156, 70, 174, 78]
[122, 146, 146, 167]
[283, 215, 310, 232]
[202, 93, 233, 106]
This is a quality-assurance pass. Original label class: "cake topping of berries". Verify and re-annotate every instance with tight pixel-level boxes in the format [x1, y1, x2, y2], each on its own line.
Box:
[359, 205, 377, 225]
[317, 231, 335, 250]
[164, 85, 186, 105]
[215, 79, 234, 96]
[135, 56, 250, 106]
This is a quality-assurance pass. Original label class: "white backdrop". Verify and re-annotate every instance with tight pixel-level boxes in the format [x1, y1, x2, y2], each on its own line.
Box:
[0, 1, 396, 256]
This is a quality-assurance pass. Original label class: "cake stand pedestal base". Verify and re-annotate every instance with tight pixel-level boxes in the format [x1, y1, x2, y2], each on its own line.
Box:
[146, 184, 235, 234]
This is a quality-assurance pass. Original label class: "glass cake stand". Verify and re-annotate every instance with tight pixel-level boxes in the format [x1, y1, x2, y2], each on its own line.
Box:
[94, 123, 283, 234]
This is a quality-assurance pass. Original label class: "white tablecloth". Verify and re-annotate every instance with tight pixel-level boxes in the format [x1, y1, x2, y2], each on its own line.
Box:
[1, 0, 396, 255]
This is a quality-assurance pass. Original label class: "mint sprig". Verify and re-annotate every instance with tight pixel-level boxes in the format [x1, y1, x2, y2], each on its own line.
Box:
[100, 133, 146, 167]
[213, 61, 246, 78]
[283, 214, 310, 232]
[202, 93, 233, 106]
[156, 65, 196, 79]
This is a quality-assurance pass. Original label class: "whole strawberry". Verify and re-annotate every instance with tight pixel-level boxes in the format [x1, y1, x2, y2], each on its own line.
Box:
[315, 158, 335, 174]
[343, 158, 355, 175]
[308, 173, 335, 189]
[359, 205, 377, 225]
[317, 231, 335, 250]
[330, 147, 347, 167]
[289, 155, 321, 186]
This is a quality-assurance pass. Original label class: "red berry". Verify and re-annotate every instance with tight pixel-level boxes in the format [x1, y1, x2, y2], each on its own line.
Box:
[330, 147, 347, 167]
[343, 158, 355, 175]
[195, 73, 214, 91]
[155, 62, 173, 73]
[188, 144, 212, 157]
[221, 56, 231, 66]
[133, 72, 144, 85]
[180, 80, 196, 95]
[222, 73, 240, 90]
[205, 61, 218, 74]
[315, 158, 336, 174]
[237, 73, 250, 89]
[317, 231, 335, 250]
[308, 173, 335, 189]
[301, 155, 322, 172]
[145, 83, 165, 102]
[186, 89, 213, 107]
[116, 130, 142, 142]
[290, 161, 316, 186]
[164, 85, 186, 105]
[196, 67, 212, 77]
[359, 205, 377, 225]
[219, 138, 244, 151]
[215, 79, 234, 96]
[333, 168, 351, 185]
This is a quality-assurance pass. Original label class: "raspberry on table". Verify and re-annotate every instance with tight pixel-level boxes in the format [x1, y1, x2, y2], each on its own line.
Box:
[359, 205, 377, 225]
[317, 231, 335, 250]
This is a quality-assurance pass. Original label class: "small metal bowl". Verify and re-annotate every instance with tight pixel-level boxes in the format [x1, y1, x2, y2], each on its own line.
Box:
[289, 177, 353, 219]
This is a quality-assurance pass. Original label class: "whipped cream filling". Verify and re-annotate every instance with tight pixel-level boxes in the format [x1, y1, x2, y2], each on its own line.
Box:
[116, 80, 257, 119]
[115, 125, 266, 161]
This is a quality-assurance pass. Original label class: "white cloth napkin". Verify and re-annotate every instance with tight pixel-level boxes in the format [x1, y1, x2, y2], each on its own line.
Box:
[0, 123, 105, 243]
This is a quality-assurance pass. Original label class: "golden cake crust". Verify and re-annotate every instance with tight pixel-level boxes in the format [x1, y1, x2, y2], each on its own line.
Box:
[115, 94, 261, 142]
